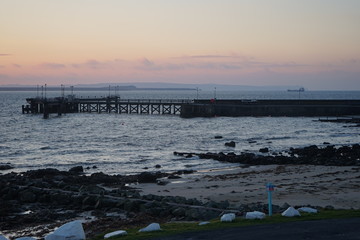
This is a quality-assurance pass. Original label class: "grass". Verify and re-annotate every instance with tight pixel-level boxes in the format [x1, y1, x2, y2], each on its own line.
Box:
[91, 209, 360, 240]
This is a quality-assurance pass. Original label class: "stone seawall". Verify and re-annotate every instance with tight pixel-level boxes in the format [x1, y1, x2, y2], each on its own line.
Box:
[180, 100, 360, 118]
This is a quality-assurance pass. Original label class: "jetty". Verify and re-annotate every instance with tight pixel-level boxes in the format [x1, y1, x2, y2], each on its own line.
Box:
[22, 96, 191, 119]
[22, 97, 360, 118]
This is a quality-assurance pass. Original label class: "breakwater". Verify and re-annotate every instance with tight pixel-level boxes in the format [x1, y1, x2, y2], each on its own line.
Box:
[180, 99, 360, 117]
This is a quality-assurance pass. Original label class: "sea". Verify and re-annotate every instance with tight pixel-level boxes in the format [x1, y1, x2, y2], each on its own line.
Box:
[1, 90, 359, 175]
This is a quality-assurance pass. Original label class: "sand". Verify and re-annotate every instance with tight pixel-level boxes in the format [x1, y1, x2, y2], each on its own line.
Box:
[135, 165, 360, 209]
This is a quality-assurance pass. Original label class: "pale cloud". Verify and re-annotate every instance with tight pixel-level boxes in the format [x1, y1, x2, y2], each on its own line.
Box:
[40, 63, 66, 69]
[0, 65, 5, 68]
[0, 54, 11, 56]
[13, 64, 22, 68]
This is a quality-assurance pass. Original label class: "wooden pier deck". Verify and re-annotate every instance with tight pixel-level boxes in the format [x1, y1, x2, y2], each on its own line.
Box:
[23, 96, 192, 119]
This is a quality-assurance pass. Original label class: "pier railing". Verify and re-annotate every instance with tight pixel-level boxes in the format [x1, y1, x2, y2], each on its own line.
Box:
[23, 97, 193, 118]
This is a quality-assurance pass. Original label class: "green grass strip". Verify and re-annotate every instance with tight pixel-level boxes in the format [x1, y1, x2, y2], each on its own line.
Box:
[91, 209, 360, 240]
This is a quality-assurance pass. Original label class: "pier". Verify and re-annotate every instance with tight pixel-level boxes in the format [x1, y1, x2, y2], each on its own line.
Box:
[22, 97, 360, 118]
[22, 96, 192, 119]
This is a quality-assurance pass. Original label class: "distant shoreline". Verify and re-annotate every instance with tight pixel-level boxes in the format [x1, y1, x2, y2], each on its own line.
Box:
[0, 87, 197, 91]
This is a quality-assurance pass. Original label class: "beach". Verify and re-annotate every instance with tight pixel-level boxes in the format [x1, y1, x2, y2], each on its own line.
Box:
[137, 164, 360, 209]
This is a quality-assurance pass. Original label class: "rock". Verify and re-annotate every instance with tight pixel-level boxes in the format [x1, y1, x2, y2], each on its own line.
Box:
[245, 211, 266, 219]
[156, 180, 168, 186]
[324, 205, 335, 210]
[168, 175, 181, 179]
[259, 147, 269, 153]
[45, 220, 85, 240]
[214, 136, 223, 139]
[138, 172, 158, 183]
[155, 164, 162, 169]
[0, 164, 13, 171]
[281, 207, 301, 217]
[323, 142, 330, 145]
[104, 230, 127, 238]
[198, 221, 210, 226]
[139, 223, 161, 232]
[297, 207, 318, 213]
[69, 166, 83, 173]
[220, 213, 236, 222]
[172, 207, 186, 217]
[19, 190, 37, 203]
[225, 141, 236, 147]
[281, 202, 291, 210]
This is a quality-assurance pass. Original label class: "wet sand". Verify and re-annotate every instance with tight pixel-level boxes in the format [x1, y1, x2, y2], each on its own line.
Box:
[136, 165, 360, 209]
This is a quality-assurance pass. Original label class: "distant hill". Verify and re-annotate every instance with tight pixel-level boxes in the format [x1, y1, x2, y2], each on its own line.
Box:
[0, 82, 304, 91]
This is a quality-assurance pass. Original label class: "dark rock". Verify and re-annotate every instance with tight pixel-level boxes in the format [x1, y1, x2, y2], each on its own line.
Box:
[172, 207, 186, 217]
[259, 147, 269, 153]
[156, 180, 169, 186]
[69, 166, 84, 173]
[323, 142, 330, 145]
[225, 141, 236, 147]
[155, 164, 162, 169]
[168, 175, 181, 179]
[214, 136, 223, 139]
[138, 172, 158, 183]
[19, 190, 37, 203]
[0, 164, 13, 170]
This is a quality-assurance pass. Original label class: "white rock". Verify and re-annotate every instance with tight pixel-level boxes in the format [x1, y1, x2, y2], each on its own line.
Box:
[0, 235, 8, 240]
[282, 207, 301, 217]
[297, 207, 318, 213]
[198, 221, 210, 226]
[139, 223, 161, 232]
[45, 220, 85, 240]
[220, 213, 236, 222]
[245, 211, 266, 219]
[104, 230, 127, 239]
[16, 238, 37, 240]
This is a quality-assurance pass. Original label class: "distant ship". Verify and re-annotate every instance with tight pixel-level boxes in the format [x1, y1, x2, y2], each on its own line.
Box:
[287, 87, 305, 92]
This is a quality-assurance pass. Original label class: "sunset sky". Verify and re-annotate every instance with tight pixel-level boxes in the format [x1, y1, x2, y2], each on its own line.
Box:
[1, 0, 360, 90]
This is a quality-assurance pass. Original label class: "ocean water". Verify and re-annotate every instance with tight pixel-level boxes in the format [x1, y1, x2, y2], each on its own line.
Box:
[1, 90, 359, 175]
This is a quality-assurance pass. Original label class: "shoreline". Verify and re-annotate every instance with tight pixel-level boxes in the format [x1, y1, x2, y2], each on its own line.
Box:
[1, 144, 360, 239]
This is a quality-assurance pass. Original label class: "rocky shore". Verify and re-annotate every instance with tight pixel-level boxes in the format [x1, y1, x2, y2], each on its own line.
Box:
[174, 144, 360, 166]
[1, 144, 360, 239]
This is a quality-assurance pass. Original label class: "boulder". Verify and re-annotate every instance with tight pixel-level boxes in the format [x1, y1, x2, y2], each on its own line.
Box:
[297, 207, 318, 213]
[245, 211, 266, 219]
[138, 172, 158, 183]
[45, 220, 85, 240]
[0, 164, 13, 171]
[259, 148, 269, 153]
[225, 141, 236, 147]
[69, 166, 84, 174]
[104, 230, 127, 239]
[139, 223, 161, 232]
[220, 213, 236, 222]
[198, 221, 210, 226]
[281, 207, 301, 217]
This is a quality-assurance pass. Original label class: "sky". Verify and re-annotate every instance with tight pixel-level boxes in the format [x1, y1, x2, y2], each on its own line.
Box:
[1, 0, 360, 90]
